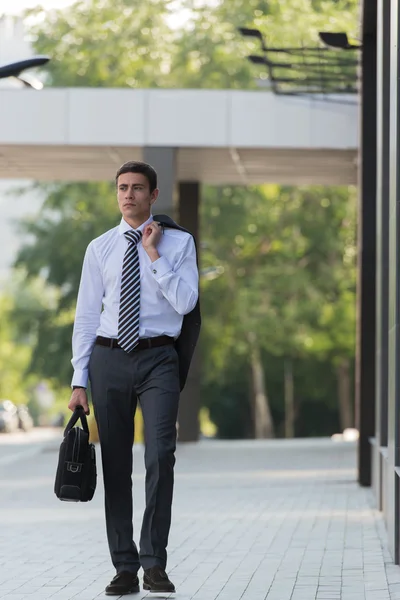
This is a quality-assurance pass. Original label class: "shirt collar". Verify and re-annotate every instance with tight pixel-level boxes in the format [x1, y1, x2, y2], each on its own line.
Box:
[118, 215, 154, 237]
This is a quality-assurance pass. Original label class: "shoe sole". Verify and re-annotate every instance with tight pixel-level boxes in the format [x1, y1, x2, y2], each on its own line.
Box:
[143, 583, 175, 594]
[105, 585, 140, 595]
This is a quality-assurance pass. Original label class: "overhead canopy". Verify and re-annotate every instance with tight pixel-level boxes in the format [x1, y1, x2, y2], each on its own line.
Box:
[0, 88, 358, 185]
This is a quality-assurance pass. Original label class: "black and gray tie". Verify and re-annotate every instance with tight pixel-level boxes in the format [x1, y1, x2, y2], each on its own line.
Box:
[117, 229, 142, 352]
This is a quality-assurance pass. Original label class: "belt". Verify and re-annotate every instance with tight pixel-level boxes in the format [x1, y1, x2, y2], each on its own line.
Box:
[95, 335, 174, 352]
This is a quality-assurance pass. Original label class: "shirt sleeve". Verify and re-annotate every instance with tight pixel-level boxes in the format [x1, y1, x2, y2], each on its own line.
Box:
[71, 241, 104, 387]
[149, 234, 199, 316]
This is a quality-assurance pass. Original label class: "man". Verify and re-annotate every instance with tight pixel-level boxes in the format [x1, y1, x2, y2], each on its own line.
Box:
[68, 161, 199, 596]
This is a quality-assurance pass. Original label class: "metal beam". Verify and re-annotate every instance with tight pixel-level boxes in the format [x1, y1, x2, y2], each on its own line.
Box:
[356, 25, 377, 487]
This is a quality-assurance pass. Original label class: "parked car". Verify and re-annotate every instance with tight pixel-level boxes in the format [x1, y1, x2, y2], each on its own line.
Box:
[0, 400, 19, 433]
[16, 405, 34, 432]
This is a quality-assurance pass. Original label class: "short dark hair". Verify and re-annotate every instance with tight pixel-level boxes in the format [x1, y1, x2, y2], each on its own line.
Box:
[115, 161, 158, 192]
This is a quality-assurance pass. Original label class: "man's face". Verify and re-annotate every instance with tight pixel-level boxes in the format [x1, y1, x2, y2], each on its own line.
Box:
[117, 172, 158, 222]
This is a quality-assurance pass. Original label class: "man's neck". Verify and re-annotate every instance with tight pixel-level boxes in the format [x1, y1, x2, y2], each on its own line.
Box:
[123, 214, 151, 230]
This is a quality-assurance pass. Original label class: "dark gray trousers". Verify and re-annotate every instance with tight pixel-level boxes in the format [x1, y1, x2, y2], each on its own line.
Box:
[88, 342, 180, 574]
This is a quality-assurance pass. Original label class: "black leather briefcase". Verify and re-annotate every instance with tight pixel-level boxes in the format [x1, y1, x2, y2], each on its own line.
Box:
[54, 406, 97, 502]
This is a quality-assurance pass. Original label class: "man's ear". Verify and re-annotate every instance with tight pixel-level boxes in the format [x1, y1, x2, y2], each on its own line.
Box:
[150, 188, 159, 205]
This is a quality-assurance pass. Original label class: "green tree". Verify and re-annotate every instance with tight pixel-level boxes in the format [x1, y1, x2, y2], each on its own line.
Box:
[27, 0, 174, 88]
[28, 0, 360, 90]
[171, 0, 359, 89]
[14, 182, 120, 383]
[200, 184, 356, 437]
[0, 294, 37, 405]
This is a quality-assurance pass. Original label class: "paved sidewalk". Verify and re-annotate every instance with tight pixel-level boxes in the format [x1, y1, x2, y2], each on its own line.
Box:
[0, 428, 61, 467]
[0, 437, 399, 600]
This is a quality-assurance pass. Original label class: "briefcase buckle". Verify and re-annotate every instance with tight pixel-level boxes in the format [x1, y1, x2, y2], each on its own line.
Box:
[67, 462, 82, 473]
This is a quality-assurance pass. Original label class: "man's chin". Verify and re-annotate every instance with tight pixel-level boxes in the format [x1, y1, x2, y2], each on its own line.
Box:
[123, 209, 138, 218]
[122, 210, 148, 224]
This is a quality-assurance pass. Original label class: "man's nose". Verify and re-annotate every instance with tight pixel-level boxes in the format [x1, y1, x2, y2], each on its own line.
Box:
[125, 187, 134, 198]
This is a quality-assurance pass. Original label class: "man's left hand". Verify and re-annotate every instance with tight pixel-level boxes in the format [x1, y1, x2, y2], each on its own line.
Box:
[142, 222, 162, 256]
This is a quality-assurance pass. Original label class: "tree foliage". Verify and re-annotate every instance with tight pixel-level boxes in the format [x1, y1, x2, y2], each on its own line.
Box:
[199, 184, 356, 436]
[201, 184, 356, 363]
[27, 0, 174, 88]
[0, 293, 37, 405]
[28, 0, 360, 89]
[14, 182, 119, 382]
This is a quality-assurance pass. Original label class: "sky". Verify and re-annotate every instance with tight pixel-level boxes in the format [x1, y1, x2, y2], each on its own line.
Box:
[0, 0, 200, 29]
[0, 0, 75, 13]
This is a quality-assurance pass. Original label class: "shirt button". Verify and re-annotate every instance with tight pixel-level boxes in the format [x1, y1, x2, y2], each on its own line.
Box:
[152, 269, 157, 274]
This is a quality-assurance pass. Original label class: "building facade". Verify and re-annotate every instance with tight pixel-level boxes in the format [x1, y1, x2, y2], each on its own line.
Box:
[362, 0, 400, 563]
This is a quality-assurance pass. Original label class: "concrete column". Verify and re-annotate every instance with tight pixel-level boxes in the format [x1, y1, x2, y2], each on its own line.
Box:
[386, 0, 400, 563]
[356, 22, 377, 487]
[143, 147, 177, 217]
[374, 0, 390, 511]
[176, 182, 201, 442]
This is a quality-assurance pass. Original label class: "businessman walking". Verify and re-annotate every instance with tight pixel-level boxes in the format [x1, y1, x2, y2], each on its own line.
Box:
[68, 161, 200, 596]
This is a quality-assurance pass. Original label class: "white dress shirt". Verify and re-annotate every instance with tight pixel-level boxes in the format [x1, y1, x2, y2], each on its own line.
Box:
[71, 215, 199, 387]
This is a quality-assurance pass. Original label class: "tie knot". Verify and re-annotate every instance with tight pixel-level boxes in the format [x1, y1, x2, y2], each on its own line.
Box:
[124, 230, 142, 245]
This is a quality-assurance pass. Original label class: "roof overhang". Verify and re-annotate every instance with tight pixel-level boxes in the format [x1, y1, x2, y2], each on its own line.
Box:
[0, 88, 359, 185]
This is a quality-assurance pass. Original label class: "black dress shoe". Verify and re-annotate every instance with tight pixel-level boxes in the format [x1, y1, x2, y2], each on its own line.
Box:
[143, 566, 175, 593]
[105, 571, 140, 595]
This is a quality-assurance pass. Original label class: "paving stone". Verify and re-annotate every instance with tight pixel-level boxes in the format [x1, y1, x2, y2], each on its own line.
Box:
[1, 438, 400, 599]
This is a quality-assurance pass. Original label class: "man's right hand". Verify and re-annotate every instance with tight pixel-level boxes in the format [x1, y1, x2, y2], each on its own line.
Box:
[68, 388, 90, 415]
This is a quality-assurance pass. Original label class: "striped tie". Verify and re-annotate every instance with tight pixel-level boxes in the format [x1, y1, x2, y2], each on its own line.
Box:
[117, 229, 142, 352]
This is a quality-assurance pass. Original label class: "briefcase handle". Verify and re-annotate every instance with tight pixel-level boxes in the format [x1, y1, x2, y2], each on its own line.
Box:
[63, 406, 90, 438]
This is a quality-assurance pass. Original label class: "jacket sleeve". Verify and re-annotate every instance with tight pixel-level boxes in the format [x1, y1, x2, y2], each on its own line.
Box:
[148, 234, 199, 315]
